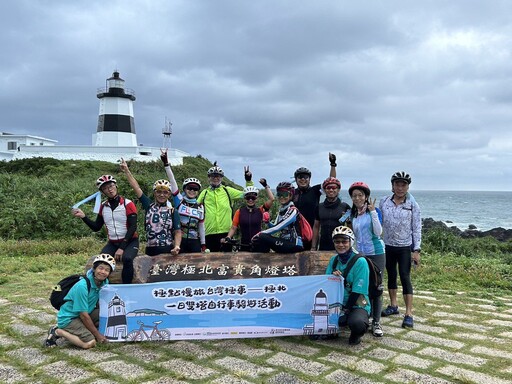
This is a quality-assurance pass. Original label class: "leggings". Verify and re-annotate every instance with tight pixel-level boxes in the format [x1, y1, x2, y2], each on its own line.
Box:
[385, 245, 413, 295]
[102, 238, 139, 284]
[366, 253, 386, 322]
[180, 237, 202, 253]
[253, 233, 304, 254]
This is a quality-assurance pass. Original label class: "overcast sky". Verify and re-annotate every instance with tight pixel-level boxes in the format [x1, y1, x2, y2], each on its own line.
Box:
[1, 1, 511, 191]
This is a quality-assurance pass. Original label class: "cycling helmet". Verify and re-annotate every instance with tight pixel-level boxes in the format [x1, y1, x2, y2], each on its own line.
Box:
[96, 175, 116, 190]
[322, 177, 341, 191]
[183, 177, 202, 190]
[391, 171, 411, 184]
[243, 186, 259, 196]
[93, 253, 116, 272]
[207, 161, 224, 177]
[332, 226, 355, 246]
[153, 179, 171, 191]
[348, 181, 371, 197]
[276, 181, 295, 197]
[294, 167, 311, 179]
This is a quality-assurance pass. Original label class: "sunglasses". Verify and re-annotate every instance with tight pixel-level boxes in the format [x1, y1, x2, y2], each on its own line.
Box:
[209, 173, 223, 178]
[276, 191, 290, 198]
[296, 174, 310, 180]
[333, 239, 350, 245]
[245, 195, 257, 201]
[186, 187, 200, 192]
[325, 185, 339, 190]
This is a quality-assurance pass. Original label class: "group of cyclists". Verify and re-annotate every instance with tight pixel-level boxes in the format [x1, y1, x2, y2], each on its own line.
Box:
[69, 150, 421, 346]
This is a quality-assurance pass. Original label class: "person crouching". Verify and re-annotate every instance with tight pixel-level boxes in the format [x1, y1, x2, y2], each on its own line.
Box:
[326, 226, 370, 345]
[45, 254, 115, 349]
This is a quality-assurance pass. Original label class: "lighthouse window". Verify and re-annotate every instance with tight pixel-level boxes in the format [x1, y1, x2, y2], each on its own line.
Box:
[116, 307, 121, 313]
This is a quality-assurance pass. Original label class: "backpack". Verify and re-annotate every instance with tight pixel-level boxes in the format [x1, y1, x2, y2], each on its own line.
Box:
[297, 211, 313, 242]
[50, 274, 91, 310]
[334, 255, 383, 299]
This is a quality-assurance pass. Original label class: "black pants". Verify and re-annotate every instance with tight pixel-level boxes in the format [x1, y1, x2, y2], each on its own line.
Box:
[385, 245, 413, 295]
[205, 233, 231, 252]
[180, 237, 201, 253]
[344, 308, 369, 340]
[102, 238, 139, 284]
[145, 245, 172, 256]
[253, 233, 304, 254]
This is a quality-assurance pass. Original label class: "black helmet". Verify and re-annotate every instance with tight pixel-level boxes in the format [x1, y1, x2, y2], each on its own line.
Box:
[276, 181, 295, 195]
[294, 167, 311, 179]
[391, 171, 411, 184]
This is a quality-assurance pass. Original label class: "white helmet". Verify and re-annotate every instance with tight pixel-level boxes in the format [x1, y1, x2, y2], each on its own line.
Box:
[153, 179, 171, 191]
[207, 161, 224, 177]
[332, 226, 355, 247]
[243, 186, 259, 196]
[96, 175, 116, 190]
[183, 177, 202, 190]
[93, 253, 116, 272]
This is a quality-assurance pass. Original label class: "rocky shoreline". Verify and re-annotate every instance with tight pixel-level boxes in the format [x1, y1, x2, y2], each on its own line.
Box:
[423, 217, 512, 242]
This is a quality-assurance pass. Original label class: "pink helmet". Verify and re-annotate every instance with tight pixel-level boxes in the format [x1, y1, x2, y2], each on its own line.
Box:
[348, 181, 371, 197]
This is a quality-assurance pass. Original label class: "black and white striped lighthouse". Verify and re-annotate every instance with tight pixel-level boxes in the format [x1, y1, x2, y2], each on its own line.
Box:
[93, 71, 137, 146]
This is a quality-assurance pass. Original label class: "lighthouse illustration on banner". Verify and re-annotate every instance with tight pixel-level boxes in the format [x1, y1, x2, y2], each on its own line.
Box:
[303, 289, 338, 336]
[105, 294, 128, 340]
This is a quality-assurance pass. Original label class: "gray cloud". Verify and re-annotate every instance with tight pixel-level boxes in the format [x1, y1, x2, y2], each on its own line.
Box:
[1, 0, 511, 190]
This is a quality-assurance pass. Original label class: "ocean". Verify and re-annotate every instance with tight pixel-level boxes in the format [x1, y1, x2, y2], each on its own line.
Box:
[337, 190, 512, 231]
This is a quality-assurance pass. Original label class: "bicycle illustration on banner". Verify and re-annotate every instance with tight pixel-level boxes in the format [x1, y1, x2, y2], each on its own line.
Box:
[126, 320, 171, 341]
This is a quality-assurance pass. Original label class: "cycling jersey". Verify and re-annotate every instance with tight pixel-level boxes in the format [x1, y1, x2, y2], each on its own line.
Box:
[139, 194, 180, 249]
[293, 184, 322, 227]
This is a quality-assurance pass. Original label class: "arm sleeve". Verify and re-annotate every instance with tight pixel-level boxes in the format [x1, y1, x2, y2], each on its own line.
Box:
[172, 209, 181, 229]
[82, 214, 104, 232]
[370, 210, 382, 236]
[412, 201, 422, 250]
[199, 220, 206, 245]
[345, 292, 360, 310]
[164, 165, 179, 195]
[120, 213, 138, 249]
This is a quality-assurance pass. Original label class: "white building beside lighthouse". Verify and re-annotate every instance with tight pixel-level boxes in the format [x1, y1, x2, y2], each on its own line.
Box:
[0, 70, 189, 164]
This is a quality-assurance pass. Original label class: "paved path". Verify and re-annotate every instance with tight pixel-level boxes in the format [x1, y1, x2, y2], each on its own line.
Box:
[1, 289, 511, 383]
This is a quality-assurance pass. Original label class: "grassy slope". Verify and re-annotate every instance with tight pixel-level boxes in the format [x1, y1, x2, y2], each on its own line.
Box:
[0, 158, 511, 294]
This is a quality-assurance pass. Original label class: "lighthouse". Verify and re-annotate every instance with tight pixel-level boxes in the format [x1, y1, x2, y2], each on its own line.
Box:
[93, 71, 137, 147]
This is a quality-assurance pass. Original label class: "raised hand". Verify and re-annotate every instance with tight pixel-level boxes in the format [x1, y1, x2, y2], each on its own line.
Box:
[160, 148, 169, 166]
[119, 158, 129, 173]
[259, 178, 268, 188]
[244, 166, 252, 181]
[329, 152, 337, 167]
[368, 197, 377, 211]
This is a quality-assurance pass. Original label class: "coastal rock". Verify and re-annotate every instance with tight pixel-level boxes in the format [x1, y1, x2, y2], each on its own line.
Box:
[422, 218, 512, 242]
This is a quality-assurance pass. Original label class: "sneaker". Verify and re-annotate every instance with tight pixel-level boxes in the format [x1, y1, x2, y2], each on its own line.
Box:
[372, 322, 384, 337]
[402, 315, 414, 328]
[381, 305, 399, 317]
[44, 325, 59, 348]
